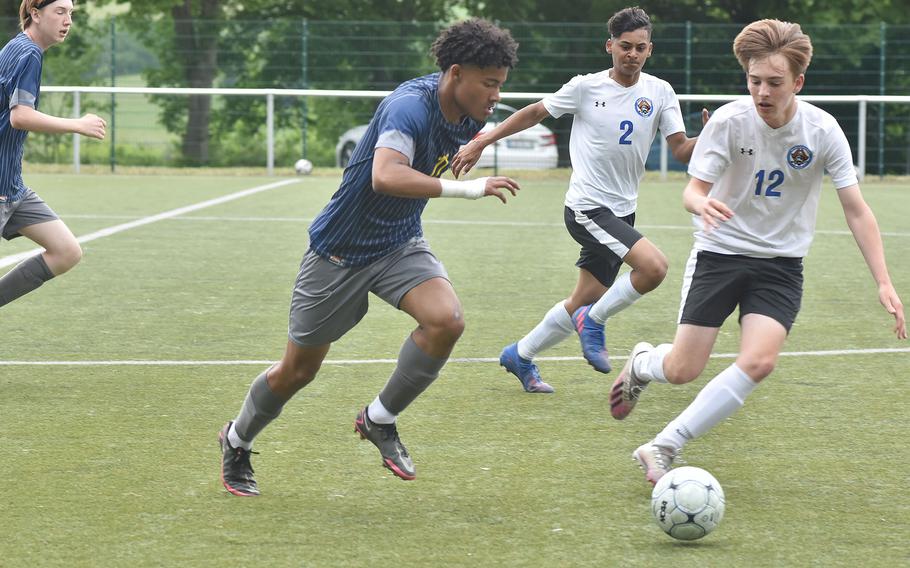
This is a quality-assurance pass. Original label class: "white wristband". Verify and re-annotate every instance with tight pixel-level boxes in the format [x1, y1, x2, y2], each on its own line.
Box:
[439, 177, 488, 200]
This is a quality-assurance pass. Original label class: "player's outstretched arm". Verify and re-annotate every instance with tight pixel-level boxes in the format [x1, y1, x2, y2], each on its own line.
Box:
[441, 175, 521, 204]
[10, 105, 106, 139]
[683, 176, 732, 233]
[372, 147, 520, 203]
[451, 101, 551, 178]
[837, 185, 907, 339]
[666, 108, 710, 164]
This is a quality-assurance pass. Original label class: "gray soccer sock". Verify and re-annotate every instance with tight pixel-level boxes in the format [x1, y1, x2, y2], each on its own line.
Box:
[232, 371, 289, 443]
[0, 254, 55, 307]
[378, 336, 447, 415]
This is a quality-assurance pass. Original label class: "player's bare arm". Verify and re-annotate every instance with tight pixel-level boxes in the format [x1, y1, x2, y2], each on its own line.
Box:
[451, 101, 551, 177]
[666, 108, 709, 163]
[373, 147, 520, 203]
[683, 176, 732, 232]
[10, 105, 105, 139]
[836, 184, 907, 339]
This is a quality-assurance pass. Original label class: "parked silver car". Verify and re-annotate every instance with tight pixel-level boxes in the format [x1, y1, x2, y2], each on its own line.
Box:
[335, 103, 559, 169]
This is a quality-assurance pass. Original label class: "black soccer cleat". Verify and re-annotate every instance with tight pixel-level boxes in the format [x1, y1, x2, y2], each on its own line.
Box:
[219, 421, 260, 496]
[354, 407, 416, 480]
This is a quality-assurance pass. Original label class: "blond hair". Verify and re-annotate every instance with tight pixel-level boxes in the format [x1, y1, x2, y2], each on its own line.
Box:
[19, 0, 72, 31]
[733, 19, 813, 77]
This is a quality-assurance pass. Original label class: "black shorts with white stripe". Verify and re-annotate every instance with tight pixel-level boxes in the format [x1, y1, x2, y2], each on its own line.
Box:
[563, 206, 642, 287]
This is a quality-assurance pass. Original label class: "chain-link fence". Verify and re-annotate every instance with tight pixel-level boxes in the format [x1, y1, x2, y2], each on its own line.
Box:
[9, 18, 910, 174]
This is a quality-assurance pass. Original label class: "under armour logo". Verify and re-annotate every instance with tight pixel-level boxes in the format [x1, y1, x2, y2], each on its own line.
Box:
[676, 426, 694, 441]
[740, 147, 754, 155]
[594, 101, 607, 107]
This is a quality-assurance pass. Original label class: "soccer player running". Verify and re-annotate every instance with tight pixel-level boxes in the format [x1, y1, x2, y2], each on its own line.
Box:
[451, 7, 703, 393]
[218, 19, 521, 496]
[0, 0, 105, 308]
[610, 19, 907, 485]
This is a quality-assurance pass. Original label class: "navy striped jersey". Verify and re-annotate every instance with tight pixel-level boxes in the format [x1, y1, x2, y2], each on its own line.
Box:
[0, 33, 42, 201]
[308, 73, 484, 267]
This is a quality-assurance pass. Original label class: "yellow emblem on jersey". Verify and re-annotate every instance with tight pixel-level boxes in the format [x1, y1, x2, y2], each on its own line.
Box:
[430, 154, 449, 178]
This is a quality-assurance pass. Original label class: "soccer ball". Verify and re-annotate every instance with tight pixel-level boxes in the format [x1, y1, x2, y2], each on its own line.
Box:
[651, 466, 726, 540]
[294, 158, 313, 175]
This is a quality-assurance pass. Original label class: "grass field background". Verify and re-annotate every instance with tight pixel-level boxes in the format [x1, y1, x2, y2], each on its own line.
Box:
[2, 170, 908, 567]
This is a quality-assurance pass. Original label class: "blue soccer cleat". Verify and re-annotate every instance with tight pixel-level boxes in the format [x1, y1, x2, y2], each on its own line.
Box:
[572, 305, 612, 373]
[499, 343, 554, 393]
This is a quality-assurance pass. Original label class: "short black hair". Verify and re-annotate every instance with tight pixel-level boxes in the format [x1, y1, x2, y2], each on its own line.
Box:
[431, 18, 519, 71]
[608, 6, 652, 38]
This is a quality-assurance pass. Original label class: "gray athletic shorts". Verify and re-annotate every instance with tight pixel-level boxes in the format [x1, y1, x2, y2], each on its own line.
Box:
[288, 237, 450, 346]
[0, 189, 60, 240]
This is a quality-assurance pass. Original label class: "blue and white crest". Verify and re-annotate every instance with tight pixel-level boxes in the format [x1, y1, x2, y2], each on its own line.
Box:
[787, 145, 813, 169]
[635, 97, 654, 117]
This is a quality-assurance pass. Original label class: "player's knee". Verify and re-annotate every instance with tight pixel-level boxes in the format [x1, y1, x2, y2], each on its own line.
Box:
[738, 357, 775, 381]
[51, 242, 83, 274]
[425, 312, 465, 345]
[68, 243, 84, 266]
[440, 314, 466, 343]
[634, 254, 668, 292]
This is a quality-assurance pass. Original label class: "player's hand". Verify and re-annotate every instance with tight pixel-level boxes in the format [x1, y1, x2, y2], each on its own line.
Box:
[879, 284, 907, 339]
[452, 138, 485, 178]
[78, 113, 106, 140]
[701, 107, 710, 127]
[699, 197, 733, 232]
[484, 176, 520, 204]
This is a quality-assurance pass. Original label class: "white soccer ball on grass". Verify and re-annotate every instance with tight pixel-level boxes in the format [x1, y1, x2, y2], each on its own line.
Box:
[294, 158, 313, 175]
[650, 466, 726, 540]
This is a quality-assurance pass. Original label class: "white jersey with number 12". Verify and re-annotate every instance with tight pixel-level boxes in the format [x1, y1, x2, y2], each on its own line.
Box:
[688, 98, 858, 258]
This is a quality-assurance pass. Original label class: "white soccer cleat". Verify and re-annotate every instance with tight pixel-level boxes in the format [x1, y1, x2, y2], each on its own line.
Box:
[633, 441, 678, 485]
[609, 341, 653, 420]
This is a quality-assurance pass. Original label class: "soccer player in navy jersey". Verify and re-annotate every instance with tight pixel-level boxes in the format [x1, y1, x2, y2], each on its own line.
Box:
[219, 19, 521, 496]
[0, 0, 105, 308]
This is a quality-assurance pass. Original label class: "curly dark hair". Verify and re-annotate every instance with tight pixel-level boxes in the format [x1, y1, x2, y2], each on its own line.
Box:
[608, 6, 652, 38]
[430, 18, 519, 71]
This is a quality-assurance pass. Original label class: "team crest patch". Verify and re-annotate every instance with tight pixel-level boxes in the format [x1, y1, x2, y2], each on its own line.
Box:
[634, 97, 653, 117]
[787, 145, 813, 169]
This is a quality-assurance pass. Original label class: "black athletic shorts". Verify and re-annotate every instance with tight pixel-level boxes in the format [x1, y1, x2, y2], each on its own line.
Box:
[564, 206, 642, 287]
[679, 249, 803, 332]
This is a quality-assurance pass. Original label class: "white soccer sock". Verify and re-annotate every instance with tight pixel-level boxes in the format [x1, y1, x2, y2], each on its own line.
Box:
[633, 343, 672, 384]
[654, 363, 758, 451]
[367, 396, 397, 424]
[517, 301, 575, 360]
[228, 422, 253, 450]
[588, 272, 642, 324]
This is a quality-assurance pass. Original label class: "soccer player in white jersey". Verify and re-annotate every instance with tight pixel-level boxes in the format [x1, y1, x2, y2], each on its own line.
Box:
[0, 1, 105, 309]
[452, 7, 704, 393]
[608, 19, 907, 485]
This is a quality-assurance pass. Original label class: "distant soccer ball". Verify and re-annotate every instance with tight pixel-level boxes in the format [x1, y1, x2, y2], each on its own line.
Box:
[294, 158, 313, 175]
[651, 466, 725, 541]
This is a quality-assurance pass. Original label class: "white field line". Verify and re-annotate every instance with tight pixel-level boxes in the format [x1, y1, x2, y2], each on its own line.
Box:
[0, 179, 300, 269]
[55, 214, 910, 238]
[0, 347, 906, 366]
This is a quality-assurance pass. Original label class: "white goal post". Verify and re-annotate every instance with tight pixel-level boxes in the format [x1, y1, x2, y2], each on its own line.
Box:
[43, 86, 910, 179]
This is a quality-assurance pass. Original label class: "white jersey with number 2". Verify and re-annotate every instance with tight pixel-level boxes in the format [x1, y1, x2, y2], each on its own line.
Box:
[543, 70, 685, 216]
[687, 98, 858, 258]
